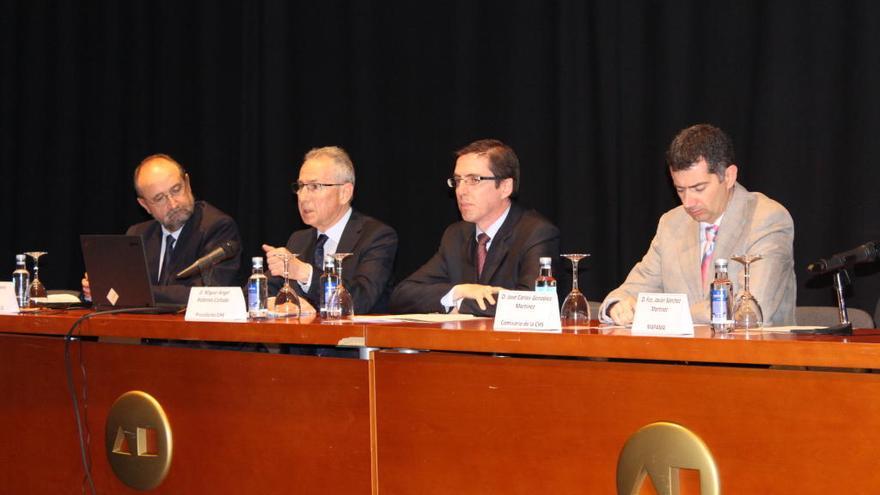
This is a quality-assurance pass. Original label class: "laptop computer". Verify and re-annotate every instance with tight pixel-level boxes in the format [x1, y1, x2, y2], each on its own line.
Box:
[80, 234, 181, 312]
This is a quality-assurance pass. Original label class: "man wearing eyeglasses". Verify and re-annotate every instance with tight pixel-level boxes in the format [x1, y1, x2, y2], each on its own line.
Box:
[81, 154, 242, 305]
[262, 146, 398, 314]
[390, 139, 560, 316]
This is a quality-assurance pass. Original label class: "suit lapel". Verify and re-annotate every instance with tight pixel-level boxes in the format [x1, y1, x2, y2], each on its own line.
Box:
[677, 215, 703, 298]
[479, 205, 521, 283]
[337, 210, 362, 254]
[145, 225, 162, 283]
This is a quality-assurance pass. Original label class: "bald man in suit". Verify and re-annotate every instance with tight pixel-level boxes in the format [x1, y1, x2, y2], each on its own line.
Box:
[600, 124, 796, 326]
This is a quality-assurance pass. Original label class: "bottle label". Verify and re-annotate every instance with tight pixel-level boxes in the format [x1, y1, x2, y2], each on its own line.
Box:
[710, 288, 729, 323]
[535, 285, 556, 294]
[247, 284, 259, 310]
[322, 280, 338, 307]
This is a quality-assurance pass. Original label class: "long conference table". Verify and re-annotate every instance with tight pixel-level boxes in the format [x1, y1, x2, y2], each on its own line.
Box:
[2, 309, 880, 494]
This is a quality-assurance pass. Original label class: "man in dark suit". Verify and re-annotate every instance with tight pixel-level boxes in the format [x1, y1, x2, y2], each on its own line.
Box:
[390, 139, 560, 316]
[82, 154, 241, 305]
[263, 146, 398, 314]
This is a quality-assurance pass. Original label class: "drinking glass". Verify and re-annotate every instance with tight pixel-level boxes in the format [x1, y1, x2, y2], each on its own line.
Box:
[560, 253, 591, 328]
[731, 254, 763, 329]
[327, 253, 354, 320]
[273, 252, 301, 317]
[25, 251, 48, 300]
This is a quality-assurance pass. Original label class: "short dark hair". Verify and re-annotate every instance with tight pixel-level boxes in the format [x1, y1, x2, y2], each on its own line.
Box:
[133, 153, 187, 196]
[666, 124, 735, 178]
[455, 139, 520, 195]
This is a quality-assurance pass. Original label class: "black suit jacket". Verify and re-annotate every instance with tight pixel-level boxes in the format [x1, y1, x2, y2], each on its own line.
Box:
[390, 204, 560, 316]
[127, 200, 242, 305]
[269, 210, 398, 314]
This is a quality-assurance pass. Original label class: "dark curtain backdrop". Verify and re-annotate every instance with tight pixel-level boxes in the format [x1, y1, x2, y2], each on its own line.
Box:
[3, 1, 880, 314]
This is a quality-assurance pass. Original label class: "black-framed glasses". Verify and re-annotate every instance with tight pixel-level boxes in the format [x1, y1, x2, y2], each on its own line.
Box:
[446, 175, 507, 188]
[291, 182, 346, 194]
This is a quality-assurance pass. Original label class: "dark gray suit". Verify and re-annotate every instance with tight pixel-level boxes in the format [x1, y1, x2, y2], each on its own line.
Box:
[127, 200, 242, 305]
[390, 204, 560, 316]
[269, 210, 398, 314]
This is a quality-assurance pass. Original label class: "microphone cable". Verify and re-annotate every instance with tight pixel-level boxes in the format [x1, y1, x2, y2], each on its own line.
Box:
[64, 307, 166, 495]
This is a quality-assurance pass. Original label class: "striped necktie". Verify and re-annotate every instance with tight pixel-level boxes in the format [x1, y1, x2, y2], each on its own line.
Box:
[700, 224, 719, 286]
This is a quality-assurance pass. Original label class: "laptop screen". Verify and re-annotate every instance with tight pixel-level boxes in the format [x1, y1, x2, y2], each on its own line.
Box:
[80, 234, 157, 310]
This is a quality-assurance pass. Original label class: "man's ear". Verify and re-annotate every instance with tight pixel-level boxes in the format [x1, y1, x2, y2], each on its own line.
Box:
[137, 197, 150, 213]
[724, 164, 738, 188]
[340, 182, 355, 204]
[500, 177, 514, 199]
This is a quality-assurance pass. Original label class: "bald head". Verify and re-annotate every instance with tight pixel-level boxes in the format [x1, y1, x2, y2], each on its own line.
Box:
[134, 154, 195, 231]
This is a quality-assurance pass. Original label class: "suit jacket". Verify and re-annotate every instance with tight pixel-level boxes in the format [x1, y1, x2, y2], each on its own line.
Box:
[390, 204, 560, 316]
[127, 200, 242, 305]
[601, 183, 796, 325]
[269, 210, 398, 314]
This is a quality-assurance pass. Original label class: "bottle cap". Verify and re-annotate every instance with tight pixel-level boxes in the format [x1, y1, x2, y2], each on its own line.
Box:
[16, 254, 26, 263]
[324, 254, 335, 267]
[714, 258, 728, 267]
[251, 256, 264, 267]
[539, 256, 552, 265]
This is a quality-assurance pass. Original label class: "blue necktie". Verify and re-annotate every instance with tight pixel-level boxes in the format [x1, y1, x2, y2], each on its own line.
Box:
[159, 234, 175, 285]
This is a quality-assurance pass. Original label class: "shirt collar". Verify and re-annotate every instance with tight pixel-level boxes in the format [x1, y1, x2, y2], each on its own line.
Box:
[318, 207, 353, 245]
[476, 205, 511, 240]
[161, 225, 184, 241]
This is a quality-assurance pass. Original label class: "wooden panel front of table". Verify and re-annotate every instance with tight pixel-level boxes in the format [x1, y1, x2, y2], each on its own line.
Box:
[367, 320, 880, 494]
[0, 311, 370, 494]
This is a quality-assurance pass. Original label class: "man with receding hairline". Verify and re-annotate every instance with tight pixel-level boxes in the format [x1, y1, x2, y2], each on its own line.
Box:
[81, 154, 242, 305]
[262, 146, 398, 314]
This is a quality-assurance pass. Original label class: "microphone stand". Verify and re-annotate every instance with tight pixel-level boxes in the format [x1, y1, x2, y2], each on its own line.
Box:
[799, 268, 853, 335]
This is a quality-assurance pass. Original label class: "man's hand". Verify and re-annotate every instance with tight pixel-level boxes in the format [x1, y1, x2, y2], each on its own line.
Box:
[262, 244, 312, 283]
[608, 298, 636, 325]
[452, 284, 504, 311]
[81, 273, 91, 301]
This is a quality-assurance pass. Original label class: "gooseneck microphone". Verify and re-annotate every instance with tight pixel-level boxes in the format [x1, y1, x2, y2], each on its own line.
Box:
[176, 240, 240, 279]
[806, 241, 879, 274]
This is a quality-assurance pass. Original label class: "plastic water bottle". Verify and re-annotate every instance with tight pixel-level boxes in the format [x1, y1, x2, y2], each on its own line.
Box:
[319, 255, 339, 318]
[247, 256, 268, 319]
[534, 256, 557, 293]
[12, 254, 30, 309]
[710, 259, 734, 333]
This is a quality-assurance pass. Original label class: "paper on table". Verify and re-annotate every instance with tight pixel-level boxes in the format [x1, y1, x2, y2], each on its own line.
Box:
[31, 293, 81, 304]
[352, 314, 485, 323]
[734, 326, 827, 334]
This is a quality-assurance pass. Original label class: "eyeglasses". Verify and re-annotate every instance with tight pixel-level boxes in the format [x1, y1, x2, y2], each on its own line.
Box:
[143, 182, 187, 207]
[446, 175, 507, 188]
[291, 182, 347, 194]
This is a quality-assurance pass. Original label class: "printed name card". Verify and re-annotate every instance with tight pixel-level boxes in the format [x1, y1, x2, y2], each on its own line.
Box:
[0, 282, 20, 314]
[631, 292, 694, 336]
[493, 290, 562, 332]
[185, 287, 247, 322]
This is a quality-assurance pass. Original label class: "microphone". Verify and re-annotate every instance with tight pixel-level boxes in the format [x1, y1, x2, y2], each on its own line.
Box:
[176, 240, 240, 279]
[807, 241, 879, 274]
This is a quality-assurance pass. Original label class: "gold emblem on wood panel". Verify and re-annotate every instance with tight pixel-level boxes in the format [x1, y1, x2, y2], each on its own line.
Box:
[616, 422, 719, 495]
[105, 391, 173, 490]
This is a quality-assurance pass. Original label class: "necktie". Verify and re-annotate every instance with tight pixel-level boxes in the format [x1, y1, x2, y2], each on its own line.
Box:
[700, 225, 719, 286]
[313, 234, 329, 273]
[476, 233, 490, 278]
[159, 234, 175, 285]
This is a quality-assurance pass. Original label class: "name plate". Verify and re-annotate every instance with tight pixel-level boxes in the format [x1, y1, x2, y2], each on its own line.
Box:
[493, 290, 561, 332]
[631, 292, 694, 336]
[0, 282, 20, 314]
[185, 287, 247, 322]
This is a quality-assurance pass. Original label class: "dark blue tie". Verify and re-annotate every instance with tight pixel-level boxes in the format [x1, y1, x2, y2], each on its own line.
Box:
[159, 234, 175, 285]
[313, 234, 329, 274]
